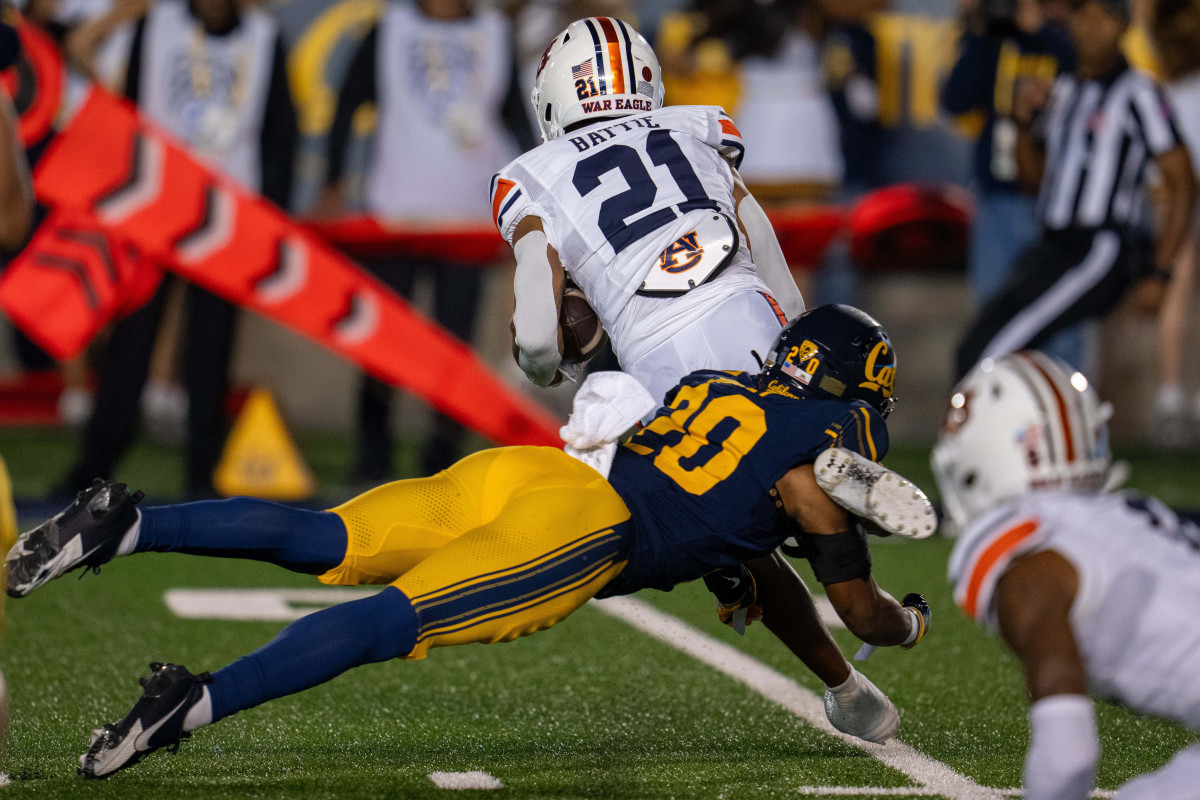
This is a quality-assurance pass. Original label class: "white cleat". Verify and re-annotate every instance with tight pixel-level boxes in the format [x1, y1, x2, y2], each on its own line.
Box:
[824, 668, 900, 745]
[814, 448, 936, 540]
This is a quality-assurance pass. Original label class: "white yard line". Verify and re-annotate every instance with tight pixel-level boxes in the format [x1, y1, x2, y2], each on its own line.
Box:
[794, 789, 954, 797]
[595, 596, 1008, 800]
[792, 789, 1114, 798]
[427, 771, 503, 789]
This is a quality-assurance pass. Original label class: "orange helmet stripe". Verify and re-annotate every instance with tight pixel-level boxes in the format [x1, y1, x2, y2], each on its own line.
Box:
[1018, 352, 1076, 463]
[596, 17, 626, 93]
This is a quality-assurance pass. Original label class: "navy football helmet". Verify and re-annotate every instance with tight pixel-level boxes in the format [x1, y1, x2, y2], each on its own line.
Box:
[758, 304, 897, 417]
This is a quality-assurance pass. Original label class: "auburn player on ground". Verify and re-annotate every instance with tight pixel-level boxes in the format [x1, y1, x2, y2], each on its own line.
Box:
[936, 351, 1200, 799]
[496, 19, 924, 746]
[8, 306, 928, 778]
[492, 16, 804, 401]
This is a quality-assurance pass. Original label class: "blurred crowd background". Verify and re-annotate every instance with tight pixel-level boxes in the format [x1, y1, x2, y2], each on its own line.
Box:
[0, 0, 1197, 498]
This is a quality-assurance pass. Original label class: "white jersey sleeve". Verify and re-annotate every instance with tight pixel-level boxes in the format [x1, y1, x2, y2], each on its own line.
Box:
[714, 109, 746, 169]
[489, 172, 545, 246]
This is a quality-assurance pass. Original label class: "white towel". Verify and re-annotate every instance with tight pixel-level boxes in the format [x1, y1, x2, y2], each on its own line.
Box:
[560, 372, 658, 478]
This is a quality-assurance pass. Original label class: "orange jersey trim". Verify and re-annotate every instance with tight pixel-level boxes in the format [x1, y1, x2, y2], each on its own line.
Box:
[491, 178, 516, 227]
[758, 292, 787, 325]
[720, 118, 742, 139]
[962, 519, 1040, 620]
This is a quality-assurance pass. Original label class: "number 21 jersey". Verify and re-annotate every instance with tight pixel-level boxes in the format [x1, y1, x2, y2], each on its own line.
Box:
[489, 106, 769, 367]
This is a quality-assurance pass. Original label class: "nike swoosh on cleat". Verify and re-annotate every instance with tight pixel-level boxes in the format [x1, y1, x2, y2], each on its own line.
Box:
[87, 696, 190, 776]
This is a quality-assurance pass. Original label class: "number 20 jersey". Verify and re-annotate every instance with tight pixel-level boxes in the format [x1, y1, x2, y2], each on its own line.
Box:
[489, 106, 771, 368]
[600, 370, 889, 597]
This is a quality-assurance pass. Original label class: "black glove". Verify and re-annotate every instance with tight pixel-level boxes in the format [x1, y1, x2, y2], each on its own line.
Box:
[702, 565, 761, 632]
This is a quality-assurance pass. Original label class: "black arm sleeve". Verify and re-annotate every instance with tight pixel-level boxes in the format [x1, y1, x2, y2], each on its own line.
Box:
[326, 25, 378, 187]
[123, 18, 148, 102]
[260, 35, 298, 209]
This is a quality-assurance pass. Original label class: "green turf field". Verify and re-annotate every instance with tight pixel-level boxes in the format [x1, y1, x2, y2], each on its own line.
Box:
[0, 429, 1197, 798]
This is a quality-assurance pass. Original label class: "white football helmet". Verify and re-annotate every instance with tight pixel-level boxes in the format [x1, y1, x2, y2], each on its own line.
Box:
[931, 351, 1112, 534]
[531, 17, 664, 142]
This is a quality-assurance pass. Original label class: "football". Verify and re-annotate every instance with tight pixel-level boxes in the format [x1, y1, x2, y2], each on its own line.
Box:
[559, 279, 608, 365]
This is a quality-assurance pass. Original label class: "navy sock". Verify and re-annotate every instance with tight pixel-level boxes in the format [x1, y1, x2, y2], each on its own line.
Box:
[208, 586, 418, 722]
[137, 498, 348, 575]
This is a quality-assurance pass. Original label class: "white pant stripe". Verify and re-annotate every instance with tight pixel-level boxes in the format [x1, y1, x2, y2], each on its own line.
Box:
[981, 230, 1121, 362]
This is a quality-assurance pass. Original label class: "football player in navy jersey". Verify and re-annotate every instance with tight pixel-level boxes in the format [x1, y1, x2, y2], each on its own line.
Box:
[7, 305, 929, 778]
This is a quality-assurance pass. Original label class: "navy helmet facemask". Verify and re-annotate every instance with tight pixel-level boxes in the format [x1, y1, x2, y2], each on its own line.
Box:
[758, 304, 897, 418]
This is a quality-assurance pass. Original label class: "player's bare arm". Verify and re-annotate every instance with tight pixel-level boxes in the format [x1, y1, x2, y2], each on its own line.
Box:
[748, 551, 851, 687]
[731, 168, 805, 320]
[774, 465, 917, 646]
[995, 549, 1097, 800]
[995, 549, 1087, 701]
[510, 215, 567, 386]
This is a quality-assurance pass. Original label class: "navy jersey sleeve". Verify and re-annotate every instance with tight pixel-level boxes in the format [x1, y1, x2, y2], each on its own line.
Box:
[823, 402, 889, 462]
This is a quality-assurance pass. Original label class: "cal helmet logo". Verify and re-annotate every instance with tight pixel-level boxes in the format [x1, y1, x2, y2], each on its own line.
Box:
[859, 341, 895, 397]
[789, 340, 819, 363]
[657, 232, 704, 274]
[780, 339, 821, 386]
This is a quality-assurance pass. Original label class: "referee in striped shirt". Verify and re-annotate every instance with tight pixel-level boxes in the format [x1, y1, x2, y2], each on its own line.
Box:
[955, 0, 1195, 380]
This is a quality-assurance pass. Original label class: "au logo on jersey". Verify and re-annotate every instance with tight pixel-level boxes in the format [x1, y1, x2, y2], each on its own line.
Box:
[657, 232, 704, 274]
[859, 341, 895, 397]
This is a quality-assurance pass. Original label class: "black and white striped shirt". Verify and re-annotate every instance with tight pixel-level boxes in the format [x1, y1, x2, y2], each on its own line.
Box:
[1036, 57, 1182, 231]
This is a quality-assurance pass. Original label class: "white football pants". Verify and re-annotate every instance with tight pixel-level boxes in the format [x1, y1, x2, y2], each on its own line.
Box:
[625, 290, 786, 416]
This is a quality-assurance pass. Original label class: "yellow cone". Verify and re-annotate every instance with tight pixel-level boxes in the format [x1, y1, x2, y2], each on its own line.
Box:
[214, 389, 316, 501]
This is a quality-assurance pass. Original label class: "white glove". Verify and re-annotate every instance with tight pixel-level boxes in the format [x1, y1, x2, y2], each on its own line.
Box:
[560, 372, 657, 478]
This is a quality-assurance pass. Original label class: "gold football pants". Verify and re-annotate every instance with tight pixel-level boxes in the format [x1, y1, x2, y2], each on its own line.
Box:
[321, 447, 631, 659]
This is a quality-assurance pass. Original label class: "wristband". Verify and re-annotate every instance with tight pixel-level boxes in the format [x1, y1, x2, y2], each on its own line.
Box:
[901, 607, 920, 646]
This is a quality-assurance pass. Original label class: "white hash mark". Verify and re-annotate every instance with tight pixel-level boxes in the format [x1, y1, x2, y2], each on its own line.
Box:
[428, 771, 503, 790]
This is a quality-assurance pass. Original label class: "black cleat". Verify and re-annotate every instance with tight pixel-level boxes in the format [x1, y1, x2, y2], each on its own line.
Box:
[6, 479, 144, 598]
[79, 662, 210, 779]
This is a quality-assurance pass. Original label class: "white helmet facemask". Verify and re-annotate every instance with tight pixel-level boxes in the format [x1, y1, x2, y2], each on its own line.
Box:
[531, 17, 665, 142]
[931, 351, 1112, 535]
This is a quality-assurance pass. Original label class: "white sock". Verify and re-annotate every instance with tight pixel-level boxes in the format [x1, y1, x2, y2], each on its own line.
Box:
[114, 511, 142, 558]
[826, 667, 860, 698]
[182, 685, 213, 732]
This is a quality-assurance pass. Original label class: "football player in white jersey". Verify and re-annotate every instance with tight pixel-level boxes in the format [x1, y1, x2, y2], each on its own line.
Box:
[491, 18, 932, 750]
[935, 351, 1200, 800]
[491, 16, 805, 403]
